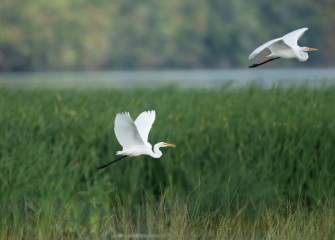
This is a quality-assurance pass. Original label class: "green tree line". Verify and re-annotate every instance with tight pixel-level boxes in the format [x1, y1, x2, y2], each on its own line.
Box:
[0, 0, 334, 71]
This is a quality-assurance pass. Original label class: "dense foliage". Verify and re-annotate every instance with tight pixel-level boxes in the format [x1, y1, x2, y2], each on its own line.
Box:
[1, 86, 335, 238]
[1, 87, 334, 206]
[0, 0, 334, 70]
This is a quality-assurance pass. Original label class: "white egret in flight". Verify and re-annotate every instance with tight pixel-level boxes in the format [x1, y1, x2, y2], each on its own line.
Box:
[97, 110, 175, 169]
[248, 28, 318, 68]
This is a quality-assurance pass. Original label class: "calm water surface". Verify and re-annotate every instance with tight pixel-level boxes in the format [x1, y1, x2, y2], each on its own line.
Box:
[0, 69, 334, 89]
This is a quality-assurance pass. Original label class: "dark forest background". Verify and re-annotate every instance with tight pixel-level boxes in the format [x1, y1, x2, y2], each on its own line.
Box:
[1, 0, 334, 71]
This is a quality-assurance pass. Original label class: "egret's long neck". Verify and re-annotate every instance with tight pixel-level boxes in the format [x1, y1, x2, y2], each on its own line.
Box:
[149, 143, 163, 158]
[298, 47, 309, 61]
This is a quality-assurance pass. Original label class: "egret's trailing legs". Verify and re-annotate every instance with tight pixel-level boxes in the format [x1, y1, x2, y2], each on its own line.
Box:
[97, 155, 128, 170]
[249, 57, 280, 68]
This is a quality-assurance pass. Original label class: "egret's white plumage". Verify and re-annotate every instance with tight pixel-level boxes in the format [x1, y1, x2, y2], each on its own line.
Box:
[97, 110, 175, 169]
[248, 28, 318, 68]
[134, 110, 156, 143]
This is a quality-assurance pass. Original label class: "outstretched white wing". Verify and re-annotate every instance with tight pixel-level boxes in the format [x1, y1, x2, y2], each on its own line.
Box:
[282, 28, 308, 47]
[114, 112, 144, 149]
[134, 110, 156, 143]
[248, 38, 282, 59]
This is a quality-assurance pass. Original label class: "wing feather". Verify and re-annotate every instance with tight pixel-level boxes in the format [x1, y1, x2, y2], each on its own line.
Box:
[134, 110, 156, 143]
[248, 38, 282, 59]
[282, 28, 308, 47]
[267, 40, 291, 54]
[114, 112, 144, 149]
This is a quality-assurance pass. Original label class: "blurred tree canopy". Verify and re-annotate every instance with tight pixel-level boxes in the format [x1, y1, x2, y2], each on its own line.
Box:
[0, 0, 334, 71]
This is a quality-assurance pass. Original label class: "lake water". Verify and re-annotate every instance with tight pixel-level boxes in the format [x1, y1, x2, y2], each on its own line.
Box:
[0, 68, 335, 89]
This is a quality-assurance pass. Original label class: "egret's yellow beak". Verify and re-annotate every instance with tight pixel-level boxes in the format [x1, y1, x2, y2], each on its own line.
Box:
[164, 143, 176, 147]
[307, 48, 318, 51]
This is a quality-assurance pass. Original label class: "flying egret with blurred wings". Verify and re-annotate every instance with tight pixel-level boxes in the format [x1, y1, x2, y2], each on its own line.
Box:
[248, 28, 318, 68]
[97, 110, 175, 169]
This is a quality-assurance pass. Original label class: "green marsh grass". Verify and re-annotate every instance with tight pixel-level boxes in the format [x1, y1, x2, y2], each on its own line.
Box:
[1, 86, 335, 239]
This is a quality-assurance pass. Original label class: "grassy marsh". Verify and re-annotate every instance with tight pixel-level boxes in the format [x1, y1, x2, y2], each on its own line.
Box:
[1, 86, 335, 239]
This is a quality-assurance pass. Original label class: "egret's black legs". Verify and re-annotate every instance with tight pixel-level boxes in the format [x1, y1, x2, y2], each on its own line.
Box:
[249, 57, 280, 68]
[97, 155, 128, 170]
